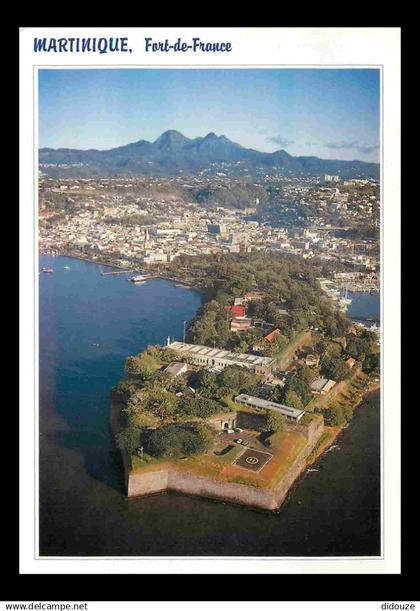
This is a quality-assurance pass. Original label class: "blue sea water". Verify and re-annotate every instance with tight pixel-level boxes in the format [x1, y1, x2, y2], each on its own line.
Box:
[39, 256, 380, 557]
[347, 291, 380, 320]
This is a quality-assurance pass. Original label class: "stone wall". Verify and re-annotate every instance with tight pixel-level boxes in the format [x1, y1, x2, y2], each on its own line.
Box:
[169, 470, 278, 510]
[206, 412, 237, 431]
[128, 467, 170, 497]
[126, 417, 324, 511]
[287, 415, 324, 444]
[109, 399, 130, 491]
[128, 466, 279, 510]
[236, 410, 265, 431]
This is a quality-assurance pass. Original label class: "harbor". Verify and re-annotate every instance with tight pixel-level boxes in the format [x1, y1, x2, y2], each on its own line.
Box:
[319, 278, 354, 312]
[320, 277, 380, 318]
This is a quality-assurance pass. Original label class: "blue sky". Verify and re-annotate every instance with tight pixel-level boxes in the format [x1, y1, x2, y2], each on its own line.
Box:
[39, 68, 380, 162]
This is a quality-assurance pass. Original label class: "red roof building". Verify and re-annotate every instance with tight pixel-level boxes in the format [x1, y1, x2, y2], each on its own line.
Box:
[224, 305, 246, 318]
[264, 328, 282, 343]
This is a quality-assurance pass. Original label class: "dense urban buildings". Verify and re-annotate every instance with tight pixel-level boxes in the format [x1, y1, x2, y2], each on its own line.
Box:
[39, 174, 380, 303]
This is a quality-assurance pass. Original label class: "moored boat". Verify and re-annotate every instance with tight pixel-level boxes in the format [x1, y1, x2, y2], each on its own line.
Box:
[130, 275, 147, 283]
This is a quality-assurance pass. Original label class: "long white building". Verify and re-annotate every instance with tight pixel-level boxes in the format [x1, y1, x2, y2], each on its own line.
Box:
[166, 341, 275, 376]
[234, 394, 305, 422]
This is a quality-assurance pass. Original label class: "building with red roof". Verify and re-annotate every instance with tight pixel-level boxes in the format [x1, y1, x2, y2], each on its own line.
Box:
[224, 304, 246, 318]
[264, 328, 282, 343]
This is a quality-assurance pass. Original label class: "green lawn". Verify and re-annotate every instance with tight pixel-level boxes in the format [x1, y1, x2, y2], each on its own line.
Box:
[130, 430, 310, 491]
[217, 444, 244, 463]
[274, 329, 313, 369]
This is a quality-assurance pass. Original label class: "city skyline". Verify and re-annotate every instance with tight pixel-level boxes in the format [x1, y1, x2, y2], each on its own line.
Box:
[39, 68, 380, 162]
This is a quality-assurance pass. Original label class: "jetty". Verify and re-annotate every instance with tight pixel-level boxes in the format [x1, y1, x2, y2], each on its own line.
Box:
[100, 270, 132, 276]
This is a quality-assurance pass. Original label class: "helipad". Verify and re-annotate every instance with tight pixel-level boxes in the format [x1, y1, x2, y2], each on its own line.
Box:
[234, 448, 274, 472]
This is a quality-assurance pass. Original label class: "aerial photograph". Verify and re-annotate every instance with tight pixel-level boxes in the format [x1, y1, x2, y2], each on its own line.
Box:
[38, 68, 381, 557]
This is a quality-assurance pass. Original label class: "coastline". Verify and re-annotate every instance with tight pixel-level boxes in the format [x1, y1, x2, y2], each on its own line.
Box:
[38, 251, 381, 554]
[40, 251, 205, 291]
[42, 252, 379, 512]
[306, 385, 380, 467]
[119, 385, 379, 511]
[268, 385, 380, 512]
[41, 250, 131, 271]
[122, 416, 325, 512]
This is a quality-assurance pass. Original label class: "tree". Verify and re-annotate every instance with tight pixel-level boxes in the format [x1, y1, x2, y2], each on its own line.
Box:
[218, 365, 261, 396]
[264, 335, 288, 356]
[158, 347, 179, 365]
[346, 331, 374, 360]
[322, 356, 350, 382]
[125, 352, 159, 381]
[284, 389, 304, 411]
[342, 404, 355, 423]
[181, 425, 215, 455]
[296, 364, 317, 385]
[145, 388, 178, 423]
[325, 405, 346, 426]
[362, 352, 380, 374]
[265, 410, 286, 433]
[147, 423, 214, 458]
[123, 389, 148, 422]
[196, 370, 220, 398]
[313, 338, 328, 356]
[330, 360, 351, 382]
[176, 395, 221, 418]
[147, 424, 183, 458]
[116, 426, 142, 457]
[234, 338, 253, 354]
[194, 397, 222, 418]
[284, 373, 311, 406]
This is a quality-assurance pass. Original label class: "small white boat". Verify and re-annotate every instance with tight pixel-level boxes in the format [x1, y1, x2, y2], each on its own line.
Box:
[130, 275, 147, 283]
[307, 469, 319, 473]
[64, 266, 70, 270]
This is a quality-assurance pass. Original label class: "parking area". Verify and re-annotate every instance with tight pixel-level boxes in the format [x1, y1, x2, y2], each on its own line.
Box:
[218, 429, 267, 450]
[234, 448, 274, 473]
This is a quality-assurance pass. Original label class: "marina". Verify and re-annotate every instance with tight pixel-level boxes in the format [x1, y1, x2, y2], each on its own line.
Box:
[319, 278, 353, 312]
[320, 277, 380, 319]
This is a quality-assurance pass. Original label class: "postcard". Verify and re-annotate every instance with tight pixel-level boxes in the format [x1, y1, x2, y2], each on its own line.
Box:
[18, 26, 401, 576]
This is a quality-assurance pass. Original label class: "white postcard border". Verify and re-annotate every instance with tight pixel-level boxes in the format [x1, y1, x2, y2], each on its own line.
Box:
[19, 26, 401, 574]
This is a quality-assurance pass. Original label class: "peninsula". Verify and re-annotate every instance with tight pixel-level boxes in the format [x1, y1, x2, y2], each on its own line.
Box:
[111, 252, 379, 510]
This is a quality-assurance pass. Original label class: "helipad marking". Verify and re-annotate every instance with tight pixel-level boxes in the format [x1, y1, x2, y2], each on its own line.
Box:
[234, 448, 274, 472]
[246, 456, 259, 465]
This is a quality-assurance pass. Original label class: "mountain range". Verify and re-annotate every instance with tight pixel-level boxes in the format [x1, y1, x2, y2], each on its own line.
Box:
[39, 130, 380, 179]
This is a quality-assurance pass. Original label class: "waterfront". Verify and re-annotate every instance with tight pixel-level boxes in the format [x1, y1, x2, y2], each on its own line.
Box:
[39, 256, 380, 557]
[347, 291, 380, 321]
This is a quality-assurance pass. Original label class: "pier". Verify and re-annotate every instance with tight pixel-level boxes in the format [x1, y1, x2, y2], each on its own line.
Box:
[100, 270, 132, 276]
